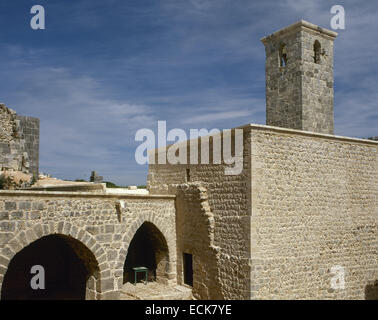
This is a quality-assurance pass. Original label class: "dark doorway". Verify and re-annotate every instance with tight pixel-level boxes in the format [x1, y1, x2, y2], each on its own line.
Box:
[183, 253, 193, 287]
[1, 234, 99, 300]
[123, 222, 169, 284]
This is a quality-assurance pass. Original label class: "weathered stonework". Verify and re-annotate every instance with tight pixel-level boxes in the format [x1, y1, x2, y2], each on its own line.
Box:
[0, 191, 176, 300]
[261, 20, 337, 134]
[175, 183, 223, 299]
[249, 125, 377, 299]
[148, 125, 377, 300]
[15, 115, 40, 177]
[148, 128, 252, 299]
[0, 20, 376, 300]
[0, 104, 39, 177]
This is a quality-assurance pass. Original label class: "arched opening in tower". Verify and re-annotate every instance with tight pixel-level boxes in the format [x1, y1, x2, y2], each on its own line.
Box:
[314, 40, 321, 64]
[123, 222, 169, 284]
[1, 234, 99, 300]
[279, 43, 288, 67]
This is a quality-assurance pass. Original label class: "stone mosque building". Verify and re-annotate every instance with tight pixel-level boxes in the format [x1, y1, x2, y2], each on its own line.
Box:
[0, 20, 377, 300]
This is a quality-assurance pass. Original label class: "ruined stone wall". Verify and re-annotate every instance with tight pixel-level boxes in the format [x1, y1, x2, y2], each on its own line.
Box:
[250, 126, 378, 299]
[175, 183, 223, 299]
[148, 129, 252, 299]
[0, 105, 15, 143]
[0, 105, 24, 172]
[15, 116, 40, 177]
[0, 191, 176, 300]
[0, 104, 39, 177]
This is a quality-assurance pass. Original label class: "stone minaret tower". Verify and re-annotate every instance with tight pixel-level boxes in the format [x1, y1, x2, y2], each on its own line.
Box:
[261, 20, 337, 134]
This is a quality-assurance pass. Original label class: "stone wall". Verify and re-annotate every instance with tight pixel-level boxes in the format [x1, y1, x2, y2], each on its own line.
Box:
[0, 105, 24, 172]
[175, 183, 223, 299]
[249, 125, 378, 299]
[300, 28, 335, 134]
[0, 104, 39, 177]
[0, 191, 176, 300]
[148, 129, 252, 299]
[15, 116, 40, 177]
[0, 105, 15, 143]
[262, 21, 336, 134]
[148, 123, 377, 300]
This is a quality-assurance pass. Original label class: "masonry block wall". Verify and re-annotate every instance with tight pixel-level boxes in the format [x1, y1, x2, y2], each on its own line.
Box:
[148, 129, 252, 299]
[249, 125, 378, 299]
[262, 21, 337, 134]
[0, 192, 176, 300]
[148, 123, 377, 300]
[15, 116, 40, 177]
[0, 104, 39, 176]
[175, 183, 223, 299]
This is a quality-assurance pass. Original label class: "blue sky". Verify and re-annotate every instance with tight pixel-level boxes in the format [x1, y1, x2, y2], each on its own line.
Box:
[0, 0, 377, 185]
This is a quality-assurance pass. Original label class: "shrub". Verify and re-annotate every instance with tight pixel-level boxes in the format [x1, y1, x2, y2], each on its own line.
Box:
[105, 181, 118, 188]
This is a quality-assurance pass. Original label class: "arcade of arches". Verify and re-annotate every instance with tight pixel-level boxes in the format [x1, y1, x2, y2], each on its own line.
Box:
[0, 221, 172, 300]
[0, 194, 178, 300]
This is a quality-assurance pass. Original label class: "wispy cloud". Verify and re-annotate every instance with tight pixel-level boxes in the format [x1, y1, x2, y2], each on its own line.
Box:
[182, 110, 252, 125]
[0, 0, 377, 184]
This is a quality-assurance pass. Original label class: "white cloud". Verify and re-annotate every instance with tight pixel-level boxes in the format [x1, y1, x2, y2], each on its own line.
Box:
[1, 0, 377, 184]
[182, 109, 252, 124]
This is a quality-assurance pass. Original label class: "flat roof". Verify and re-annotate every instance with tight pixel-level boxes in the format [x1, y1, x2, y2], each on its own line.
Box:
[261, 20, 338, 44]
[240, 123, 378, 146]
[0, 190, 176, 199]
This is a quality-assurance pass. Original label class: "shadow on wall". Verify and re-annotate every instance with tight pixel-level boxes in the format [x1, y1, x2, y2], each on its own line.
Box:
[365, 280, 378, 300]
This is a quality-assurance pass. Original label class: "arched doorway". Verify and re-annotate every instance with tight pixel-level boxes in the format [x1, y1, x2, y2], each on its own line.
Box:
[123, 222, 169, 284]
[1, 234, 100, 300]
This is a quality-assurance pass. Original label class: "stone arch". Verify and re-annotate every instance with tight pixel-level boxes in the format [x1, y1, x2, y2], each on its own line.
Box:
[115, 213, 176, 289]
[0, 222, 111, 300]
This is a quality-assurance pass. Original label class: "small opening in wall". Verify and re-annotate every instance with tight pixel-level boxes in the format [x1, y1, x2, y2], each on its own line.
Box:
[314, 40, 321, 64]
[365, 280, 378, 300]
[279, 43, 287, 67]
[186, 169, 190, 182]
[183, 253, 193, 287]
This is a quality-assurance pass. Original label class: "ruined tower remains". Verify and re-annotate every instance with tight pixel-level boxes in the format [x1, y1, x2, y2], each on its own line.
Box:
[0, 103, 40, 176]
[261, 20, 337, 134]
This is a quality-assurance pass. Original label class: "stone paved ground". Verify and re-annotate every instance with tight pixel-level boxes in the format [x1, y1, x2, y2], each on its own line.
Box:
[120, 282, 193, 300]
